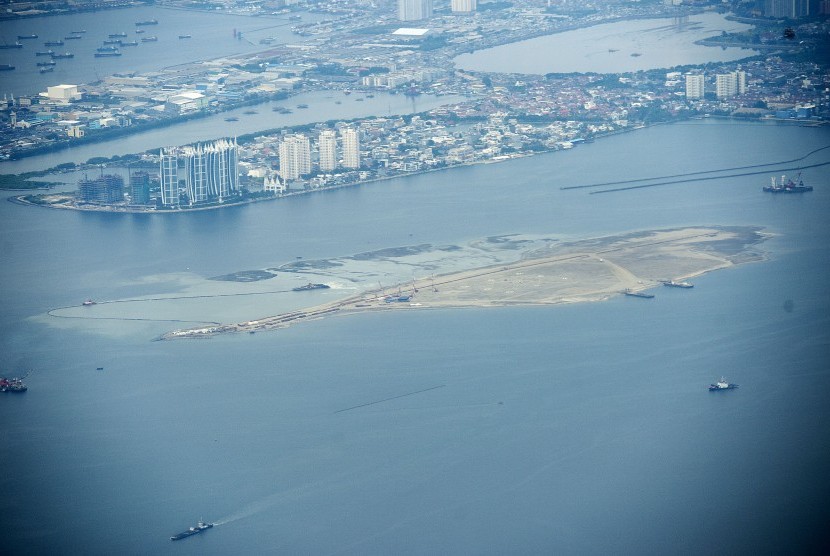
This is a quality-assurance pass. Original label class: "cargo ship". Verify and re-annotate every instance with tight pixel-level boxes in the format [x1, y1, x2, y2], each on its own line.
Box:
[51, 52, 74, 59]
[18, 34, 38, 40]
[1, 377, 27, 393]
[140, 36, 158, 42]
[120, 40, 138, 47]
[96, 46, 118, 52]
[662, 280, 693, 288]
[108, 32, 128, 38]
[623, 289, 654, 299]
[39, 66, 54, 73]
[44, 40, 64, 46]
[293, 283, 330, 291]
[170, 520, 213, 541]
[178, 34, 192, 39]
[0, 64, 15, 71]
[64, 35, 82, 40]
[708, 377, 738, 391]
[95, 51, 122, 57]
[763, 173, 813, 193]
[37, 60, 56, 66]
[0, 42, 23, 49]
[36, 50, 54, 56]
[135, 19, 158, 26]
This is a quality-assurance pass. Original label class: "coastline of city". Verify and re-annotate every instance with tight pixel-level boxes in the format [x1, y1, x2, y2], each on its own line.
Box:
[2, 1, 827, 215]
[3, 3, 830, 554]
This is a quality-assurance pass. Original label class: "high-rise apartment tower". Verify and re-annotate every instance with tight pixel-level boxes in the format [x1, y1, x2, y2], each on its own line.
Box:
[319, 130, 337, 172]
[341, 128, 360, 169]
[398, 0, 433, 21]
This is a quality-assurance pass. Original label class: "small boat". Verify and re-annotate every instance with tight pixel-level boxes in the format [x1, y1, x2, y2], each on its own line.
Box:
[170, 520, 213, 541]
[135, 29, 145, 34]
[178, 34, 192, 39]
[82, 299, 96, 306]
[709, 377, 738, 391]
[224, 117, 239, 122]
[662, 280, 693, 289]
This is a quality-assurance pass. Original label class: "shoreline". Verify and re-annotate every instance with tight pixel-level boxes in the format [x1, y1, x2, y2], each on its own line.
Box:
[156, 225, 768, 340]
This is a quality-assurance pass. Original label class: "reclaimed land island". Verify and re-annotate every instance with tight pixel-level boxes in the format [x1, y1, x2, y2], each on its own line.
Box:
[161, 225, 768, 341]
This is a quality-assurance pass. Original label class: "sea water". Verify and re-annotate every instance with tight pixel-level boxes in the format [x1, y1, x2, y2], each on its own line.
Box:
[1, 120, 829, 554]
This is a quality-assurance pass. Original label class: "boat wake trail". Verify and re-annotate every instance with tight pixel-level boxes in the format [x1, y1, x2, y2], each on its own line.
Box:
[213, 496, 281, 526]
[211, 470, 356, 527]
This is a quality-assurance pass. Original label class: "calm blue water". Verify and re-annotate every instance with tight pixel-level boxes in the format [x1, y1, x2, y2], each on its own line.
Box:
[455, 12, 758, 74]
[0, 6, 327, 98]
[1, 120, 829, 554]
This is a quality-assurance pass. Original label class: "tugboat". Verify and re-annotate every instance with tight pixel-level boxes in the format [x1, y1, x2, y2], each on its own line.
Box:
[170, 520, 213, 541]
[709, 377, 738, 391]
[292, 283, 330, 291]
[763, 173, 813, 193]
[1, 376, 28, 393]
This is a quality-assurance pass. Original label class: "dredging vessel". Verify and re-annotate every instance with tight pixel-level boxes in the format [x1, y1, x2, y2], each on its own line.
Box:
[763, 173, 813, 193]
[293, 283, 330, 291]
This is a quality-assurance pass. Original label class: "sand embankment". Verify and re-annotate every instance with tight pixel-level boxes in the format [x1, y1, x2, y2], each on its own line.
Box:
[161, 226, 768, 340]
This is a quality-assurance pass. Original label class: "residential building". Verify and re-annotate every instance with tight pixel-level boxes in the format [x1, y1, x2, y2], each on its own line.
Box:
[129, 171, 151, 205]
[319, 130, 337, 172]
[341, 128, 360, 169]
[160, 148, 179, 207]
[183, 146, 209, 204]
[279, 134, 312, 180]
[685, 73, 705, 99]
[451, 0, 476, 13]
[765, 0, 809, 18]
[398, 0, 433, 21]
[716, 70, 747, 99]
[77, 174, 124, 203]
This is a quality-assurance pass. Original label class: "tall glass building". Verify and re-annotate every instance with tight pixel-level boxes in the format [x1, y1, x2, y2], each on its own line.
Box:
[160, 139, 239, 206]
[160, 148, 179, 207]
